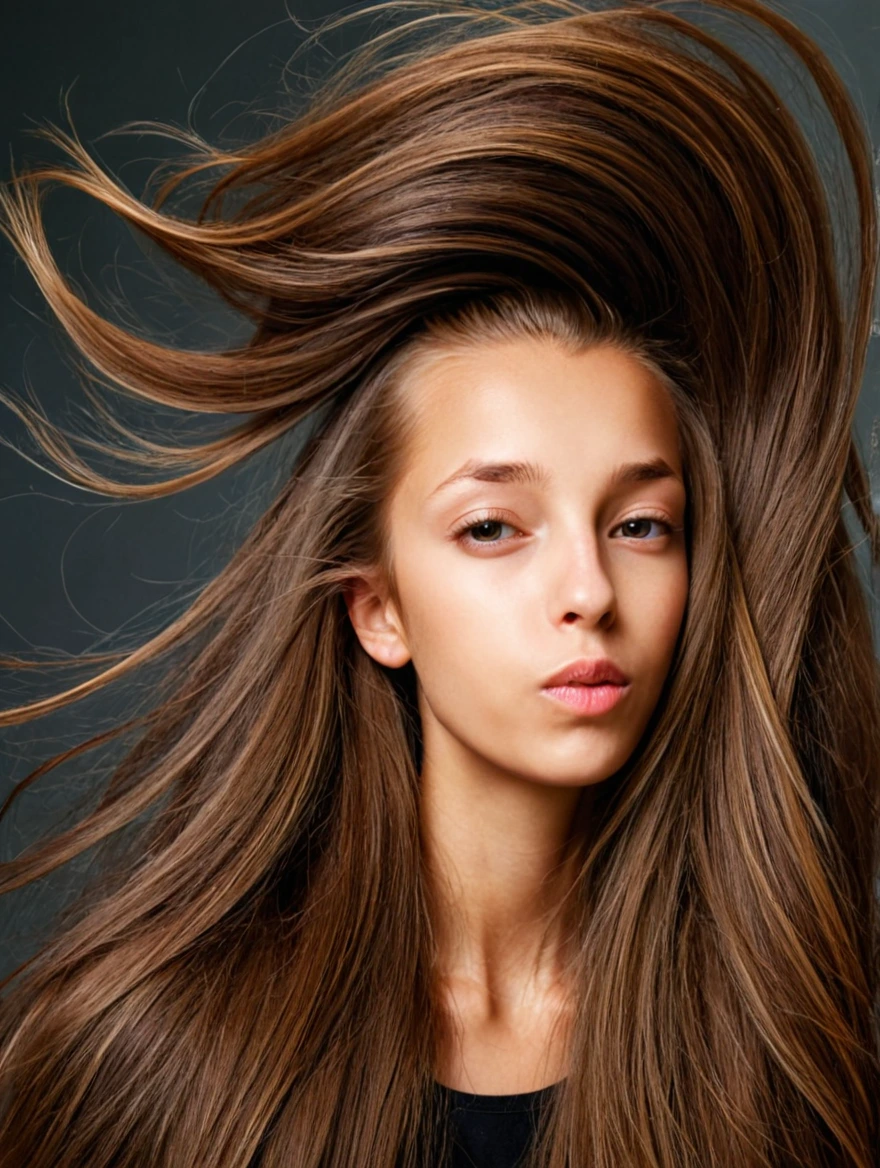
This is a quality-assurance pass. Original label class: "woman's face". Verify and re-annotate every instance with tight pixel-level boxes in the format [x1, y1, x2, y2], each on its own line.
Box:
[348, 336, 689, 788]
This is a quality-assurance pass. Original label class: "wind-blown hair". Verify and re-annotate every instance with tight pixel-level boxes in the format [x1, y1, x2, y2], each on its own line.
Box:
[1, 0, 879, 1163]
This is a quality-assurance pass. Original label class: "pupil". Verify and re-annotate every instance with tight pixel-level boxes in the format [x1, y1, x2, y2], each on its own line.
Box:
[475, 521, 500, 540]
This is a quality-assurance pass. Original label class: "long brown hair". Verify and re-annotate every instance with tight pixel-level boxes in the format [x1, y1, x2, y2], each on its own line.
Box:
[1, 0, 878, 1163]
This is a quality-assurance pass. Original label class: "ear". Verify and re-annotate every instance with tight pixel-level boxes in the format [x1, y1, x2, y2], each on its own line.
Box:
[343, 570, 411, 669]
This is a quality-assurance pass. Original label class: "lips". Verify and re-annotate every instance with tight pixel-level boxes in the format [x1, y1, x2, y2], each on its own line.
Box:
[541, 680, 629, 716]
[542, 657, 629, 688]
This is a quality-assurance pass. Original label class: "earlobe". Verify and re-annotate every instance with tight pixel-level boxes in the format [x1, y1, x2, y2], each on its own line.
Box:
[343, 575, 411, 669]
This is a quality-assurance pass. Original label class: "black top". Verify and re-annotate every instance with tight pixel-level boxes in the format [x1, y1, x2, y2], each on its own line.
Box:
[433, 1081, 560, 1168]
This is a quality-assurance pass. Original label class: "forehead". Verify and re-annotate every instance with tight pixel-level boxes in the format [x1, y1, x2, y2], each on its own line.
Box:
[394, 337, 682, 498]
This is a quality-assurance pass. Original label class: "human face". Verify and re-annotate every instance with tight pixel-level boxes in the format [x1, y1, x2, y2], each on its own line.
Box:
[364, 337, 689, 788]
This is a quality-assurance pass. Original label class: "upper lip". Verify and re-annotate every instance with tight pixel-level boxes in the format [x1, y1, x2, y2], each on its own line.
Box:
[542, 657, 630, 687]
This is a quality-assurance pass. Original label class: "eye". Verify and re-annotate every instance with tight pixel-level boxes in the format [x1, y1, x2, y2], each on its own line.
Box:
[452, 511, 521, 547]
[614, 515, 677, 540]
[451, 511, 681, 550]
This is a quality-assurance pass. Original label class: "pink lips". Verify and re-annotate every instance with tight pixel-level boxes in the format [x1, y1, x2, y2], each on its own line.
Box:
[543, 657, 629, 687]
[540, 656, 631, 717]
[541, 682, 630, 716]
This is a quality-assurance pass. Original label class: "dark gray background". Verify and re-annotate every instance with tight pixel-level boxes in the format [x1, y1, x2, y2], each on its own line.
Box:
[1, 0, 879, 976]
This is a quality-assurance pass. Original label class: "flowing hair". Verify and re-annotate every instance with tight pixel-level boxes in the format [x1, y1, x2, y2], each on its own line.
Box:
[1, 0, 879, 1163]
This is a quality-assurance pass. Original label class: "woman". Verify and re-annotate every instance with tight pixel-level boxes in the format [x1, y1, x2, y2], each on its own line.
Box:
[0, 0, 878, 1164]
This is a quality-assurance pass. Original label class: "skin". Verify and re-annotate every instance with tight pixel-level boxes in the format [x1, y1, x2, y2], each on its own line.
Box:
[345, 337, 689, 1093]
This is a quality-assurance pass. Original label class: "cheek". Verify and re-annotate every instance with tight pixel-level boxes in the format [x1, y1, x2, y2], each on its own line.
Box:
[400, 555, 509, 667]
[628, 557, 689, 672]
[393, 548, 519, 709]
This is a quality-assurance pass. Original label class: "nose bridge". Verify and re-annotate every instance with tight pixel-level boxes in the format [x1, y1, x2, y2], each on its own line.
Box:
[548, 511, 615, 620]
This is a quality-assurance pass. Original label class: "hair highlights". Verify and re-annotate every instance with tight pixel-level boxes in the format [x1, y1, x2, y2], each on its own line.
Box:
[0, 1, 878, 1164]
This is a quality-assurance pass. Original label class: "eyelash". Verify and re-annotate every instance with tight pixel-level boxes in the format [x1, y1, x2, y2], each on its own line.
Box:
[451, 510, 682, 548]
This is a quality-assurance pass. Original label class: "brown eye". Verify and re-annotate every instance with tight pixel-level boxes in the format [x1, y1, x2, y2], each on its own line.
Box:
[470, 520, 507, 542]
[616, 517, 674, 540]
[453, 514, 520, 547]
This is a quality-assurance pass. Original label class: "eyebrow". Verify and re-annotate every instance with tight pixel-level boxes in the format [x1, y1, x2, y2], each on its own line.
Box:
[427, 456, 683, 499]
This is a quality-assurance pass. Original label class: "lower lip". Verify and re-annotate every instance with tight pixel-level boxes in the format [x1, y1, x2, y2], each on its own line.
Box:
[541, 683, 630, 716]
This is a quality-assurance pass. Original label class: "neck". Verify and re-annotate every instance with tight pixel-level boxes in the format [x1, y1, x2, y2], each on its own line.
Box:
[419, 733, 591, 1002]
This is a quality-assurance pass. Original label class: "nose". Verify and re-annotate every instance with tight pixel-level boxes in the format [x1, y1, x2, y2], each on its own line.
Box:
[547, 527, 616, 628]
